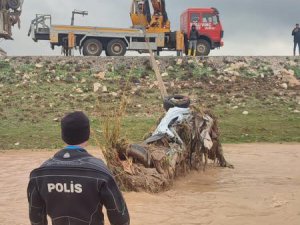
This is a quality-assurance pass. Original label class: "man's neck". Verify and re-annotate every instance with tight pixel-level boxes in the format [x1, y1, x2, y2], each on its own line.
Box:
[66, 143, 87, 149]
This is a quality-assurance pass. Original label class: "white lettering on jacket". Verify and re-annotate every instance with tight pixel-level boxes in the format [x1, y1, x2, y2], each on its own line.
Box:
[47, 181, 82, 193]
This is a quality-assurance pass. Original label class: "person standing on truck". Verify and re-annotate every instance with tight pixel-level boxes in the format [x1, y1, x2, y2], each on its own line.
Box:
[188, 24, 199, 56]
[27, 111, 130, 225]
[292, 23, 300, 56]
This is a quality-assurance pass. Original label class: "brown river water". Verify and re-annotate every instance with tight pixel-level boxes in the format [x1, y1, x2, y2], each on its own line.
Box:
[0, 144, 299, 225]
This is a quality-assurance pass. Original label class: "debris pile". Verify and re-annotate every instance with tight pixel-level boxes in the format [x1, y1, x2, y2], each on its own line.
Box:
[103, 99, 233, 193]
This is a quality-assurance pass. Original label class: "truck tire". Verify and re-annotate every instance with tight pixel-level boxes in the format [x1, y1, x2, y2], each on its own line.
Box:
[106, 39, 127, 56]
[7, 0, 21, 9]
[196, 40, 211, 56]
[82, 39, 103, 56]
[163, 95, 191, 111]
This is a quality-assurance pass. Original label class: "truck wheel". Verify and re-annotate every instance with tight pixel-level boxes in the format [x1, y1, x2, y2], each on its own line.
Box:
[196, 40, 211, 56]
[106, 39, 127, 56]
[83, 39, 103, 56]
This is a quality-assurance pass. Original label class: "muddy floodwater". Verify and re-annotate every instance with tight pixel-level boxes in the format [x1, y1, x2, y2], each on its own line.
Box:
[0, 144, 299, 225]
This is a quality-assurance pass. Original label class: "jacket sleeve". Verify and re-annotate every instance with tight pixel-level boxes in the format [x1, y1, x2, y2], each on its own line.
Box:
[27, 178, 48, 225]
[292, 29, 296, 36]
[99, 176, 130, 225]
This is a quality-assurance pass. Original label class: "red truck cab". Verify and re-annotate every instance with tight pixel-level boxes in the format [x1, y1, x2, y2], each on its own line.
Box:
[180, 8, 224, 56]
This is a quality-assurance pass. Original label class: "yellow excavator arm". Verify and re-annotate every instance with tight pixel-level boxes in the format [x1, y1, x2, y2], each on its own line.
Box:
[130, 0, 170, 33]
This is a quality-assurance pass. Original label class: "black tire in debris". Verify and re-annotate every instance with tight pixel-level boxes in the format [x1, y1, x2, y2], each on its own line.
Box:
[163, 95, 191, 111]
[106, 39, 127, 56]
[82, 39, 103, 56]
[196, 40, 211, 56]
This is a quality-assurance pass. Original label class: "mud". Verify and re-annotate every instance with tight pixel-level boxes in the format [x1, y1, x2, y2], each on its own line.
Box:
[0, 144, 299, 225]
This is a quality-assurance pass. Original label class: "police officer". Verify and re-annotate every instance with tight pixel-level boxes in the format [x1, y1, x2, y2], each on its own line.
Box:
[188, 24, 199, 57]
[292, 23, 300, 56]
[27, 111, 130, 225]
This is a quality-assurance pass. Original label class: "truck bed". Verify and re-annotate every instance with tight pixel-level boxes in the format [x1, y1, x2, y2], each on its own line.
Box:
[51, 25, 143, 34]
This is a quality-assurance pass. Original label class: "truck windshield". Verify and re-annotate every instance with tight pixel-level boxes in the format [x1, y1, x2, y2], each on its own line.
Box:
[202, 14, 219, 25]
[190, 13, 200, 23]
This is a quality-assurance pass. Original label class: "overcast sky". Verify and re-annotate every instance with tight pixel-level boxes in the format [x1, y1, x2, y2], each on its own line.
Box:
[2, 0, 300, 56]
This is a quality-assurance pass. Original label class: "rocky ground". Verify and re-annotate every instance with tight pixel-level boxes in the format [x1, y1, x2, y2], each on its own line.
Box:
[0, 56, 299, 149]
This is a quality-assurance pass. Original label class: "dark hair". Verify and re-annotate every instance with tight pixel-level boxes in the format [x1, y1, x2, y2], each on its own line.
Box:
[297, 24, 299, 26]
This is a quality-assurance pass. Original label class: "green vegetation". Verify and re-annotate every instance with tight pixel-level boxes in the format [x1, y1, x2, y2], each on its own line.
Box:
[0, 58, 299, 149]
[0, 96, 300, 149]
[290, 66, 300, 78]
[214, 99, 300, 143]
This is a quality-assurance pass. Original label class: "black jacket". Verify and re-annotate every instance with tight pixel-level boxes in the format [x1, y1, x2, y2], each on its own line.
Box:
[189, 29, 199, 41]
[27, 148, 130, 225]
[292, 28, 300, 42]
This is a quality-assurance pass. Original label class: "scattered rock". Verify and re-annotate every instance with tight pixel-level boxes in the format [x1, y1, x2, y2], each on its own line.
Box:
[226, 62, 248, 72]
[293, 110, 300, 113]
[277, 69, 300, 87]
[93, 82, 102, 92]
[53, 118, 60, 122]
[287, 60, 297, 67]
[23, 74, 30, 80]
[153, 81, 159, 86]
[280, 83, 288, 90]
[296, 97, 300, 105]
[167, 66, 174, 71]
[223, 76, 231, 82]
[161, 72, 168, 77]
[95, 71, 106, 80]
[242, 111, 249, 115]
[102, 86, 108, 93]
[176, 58, 183, 65]
[198, 62, 204, 67]
[232, 106, 239, 109]
[35, 63, 43, 69]
[75, 88, 83, 94]
[187, 59, 194, 64]
[111, 92, 118, 97]
[14, 142, 20, 146]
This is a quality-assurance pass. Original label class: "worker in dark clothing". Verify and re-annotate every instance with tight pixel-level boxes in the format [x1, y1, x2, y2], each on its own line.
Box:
[27, 111, 130, 225]
[292, 23, 300, 56]
[188, 24, 199, 56]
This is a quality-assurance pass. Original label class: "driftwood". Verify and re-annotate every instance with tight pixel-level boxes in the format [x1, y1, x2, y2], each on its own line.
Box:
[104, 107, 233, 193]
